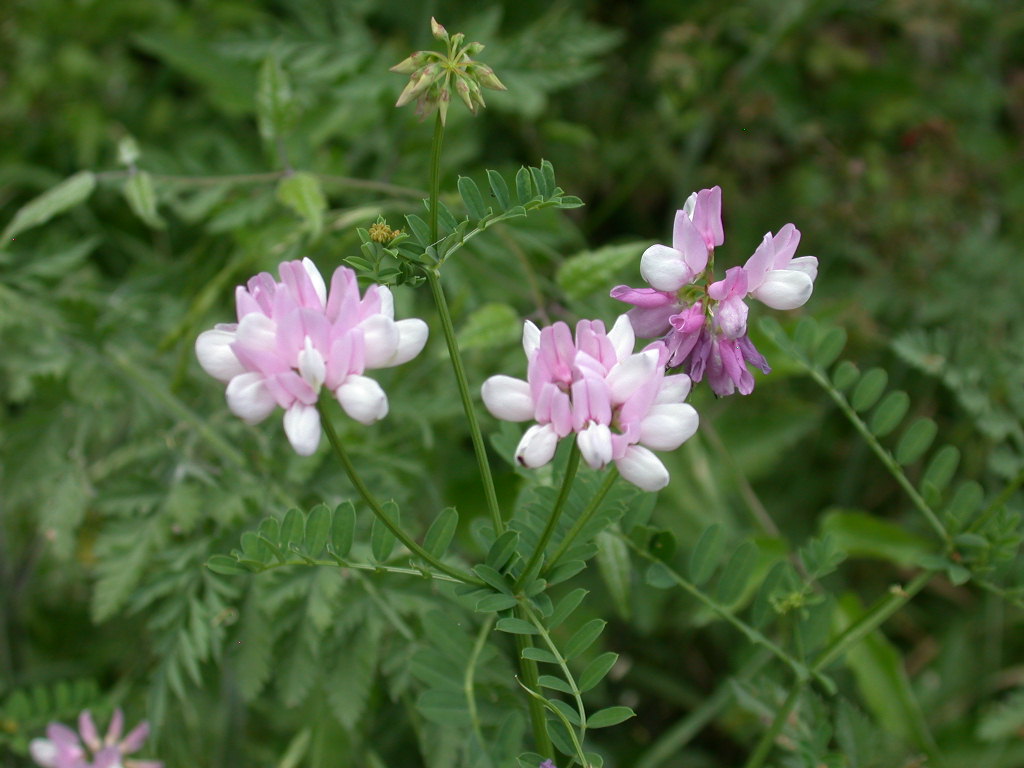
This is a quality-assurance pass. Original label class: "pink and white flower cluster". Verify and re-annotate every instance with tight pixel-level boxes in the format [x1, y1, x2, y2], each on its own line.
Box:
[196, 258, 428, 455]
[612, 187, 818, 396]
[30, 709, 161, 768]
[482, 315, 699, 491]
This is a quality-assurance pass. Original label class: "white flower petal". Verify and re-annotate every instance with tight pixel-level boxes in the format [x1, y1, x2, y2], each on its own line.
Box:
[29, 739, 58, 768]
[788, 255, 818, 282]
[302, 257, 327, 307]
[359, 315, 401, 368]
[515, 424, 559, 468]
[297, 338, 326, 390]
[638, 403, 699, 451]
[523, 320, 541, 358]
[283, 403, 321, 456]
[606, 314, 635, 363]
[606, 349, 659, 403]
[225, 372, 277, 424]
[640, 244, 691, 292]
[195, 326, 244, 382]
[482, 375, 535, 421]
[388, 318, 429, 366]
[654, 373, 692, 404]
[751, 270, 814, 310]
[376, 285, 395, 319]
[615, 445, 670, 492]
[578, 423, 614, 469]
[335, 375, 389, 424]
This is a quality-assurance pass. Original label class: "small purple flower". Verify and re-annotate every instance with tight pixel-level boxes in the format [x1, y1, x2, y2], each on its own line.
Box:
[30, 709, 162, 768]
[539, 761, 557, 768]
[482, 315, 698, 491]
[196, 258, 428, 455]
[612, 188, 816, 396]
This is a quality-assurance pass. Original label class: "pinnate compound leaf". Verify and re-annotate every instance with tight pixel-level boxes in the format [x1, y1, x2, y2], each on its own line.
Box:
[539, 675, 574, 694]
[813, 326, 847, 368]
[596, 531, 631, 619]
[587, 706, 635, 729]
[564, 618, 605, 660]
[579, 652, 618, 692]
[457, 302, 521, 350]
[473, 564, 512, 594]
[515, 166, 534, 204]
[688, 523, 724, 586]
[331, 501, 356, 557]
[423, 507, 458, 558]
[3, 171, 96, 243]
[832, 360, 860, 391]
[556, 242, 646, 302]
[325, 627, 379, 730]
[257, 53, 294, 142]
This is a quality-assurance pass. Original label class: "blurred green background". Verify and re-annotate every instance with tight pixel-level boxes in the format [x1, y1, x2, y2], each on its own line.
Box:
[2, 0, 1023, 766]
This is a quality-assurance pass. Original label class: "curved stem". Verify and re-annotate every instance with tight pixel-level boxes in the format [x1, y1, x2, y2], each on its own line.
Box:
[543, 468, 618, 577]
[515, 439, 581, 590]
[316, 400, 479, 585]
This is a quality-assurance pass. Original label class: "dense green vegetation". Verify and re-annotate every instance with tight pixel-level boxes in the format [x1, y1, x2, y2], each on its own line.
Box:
[2, 1, 1023, 766]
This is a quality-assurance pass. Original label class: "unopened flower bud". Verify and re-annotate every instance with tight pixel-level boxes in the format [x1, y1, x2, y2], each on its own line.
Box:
[395, 62, 440, 107]
[390, 50, 431, 75]
[454, 77, 476, 113]
[465, 41, 485, 55]
[437, 88, 451, 126]
[473, 63, 507, 92]
[430, 17, 448, 41]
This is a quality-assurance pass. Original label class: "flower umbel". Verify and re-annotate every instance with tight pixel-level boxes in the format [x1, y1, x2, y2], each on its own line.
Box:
[195, 258, 428, 455]
[613, 187, 818, 396]
[391, 17, 507, 124]
[482, 315, 698, 491]
[30, 709, 161, 768]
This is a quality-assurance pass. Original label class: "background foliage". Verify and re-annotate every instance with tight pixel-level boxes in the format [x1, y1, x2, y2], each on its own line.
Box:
[2, 0, 1023, 766]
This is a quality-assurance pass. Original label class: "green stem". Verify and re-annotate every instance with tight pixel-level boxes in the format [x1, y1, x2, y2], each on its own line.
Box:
[543, 467, 618, 576]
[426, 270, 504, 536]
[742, 682, 803, 768]
[466, 615, 497, 768]
[515, 440, 581, 590]
[515, 606, 555, 759]
[810, 569, 932, 673]
[316, 400, 479, 585]
[260, 558, 465, 583]
[422, 113, 504, 536]
[428, 113, 445, 242]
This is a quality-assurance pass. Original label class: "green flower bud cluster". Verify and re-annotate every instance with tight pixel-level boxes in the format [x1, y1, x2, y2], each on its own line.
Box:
[391, 17, 507, 125]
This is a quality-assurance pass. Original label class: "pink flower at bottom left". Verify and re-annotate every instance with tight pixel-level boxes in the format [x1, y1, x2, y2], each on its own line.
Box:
[30, 709, 162, 768]
[195, 258, 429, 455]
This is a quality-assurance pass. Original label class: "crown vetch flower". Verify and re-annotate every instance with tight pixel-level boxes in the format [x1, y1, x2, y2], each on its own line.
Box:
[196, 258, 428, 455]
[482, 315, 698, 491]
[612, 188, 817, 396]
[30, 709, 162, 768]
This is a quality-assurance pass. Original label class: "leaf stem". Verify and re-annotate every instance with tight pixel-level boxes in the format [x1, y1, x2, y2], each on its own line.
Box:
[316, 399, 479, 585]
[543, 467, 618, 577]
[515, 440, 582, 590]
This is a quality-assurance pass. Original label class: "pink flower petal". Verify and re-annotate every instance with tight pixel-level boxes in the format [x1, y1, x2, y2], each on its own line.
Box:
[609, 285, 675, 309]
[671, 210, 709, 275]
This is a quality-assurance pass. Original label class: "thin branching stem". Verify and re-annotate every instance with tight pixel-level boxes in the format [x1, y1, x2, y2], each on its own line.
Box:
[258, 558, 464, 583]
[543, 467, 618, 577]
[514, 608, 556, 760]
[466, 615, 497, 768]
[516, 439, 581, 590]
[742, 682, 803, 768]
[316, 399, 479, 585]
